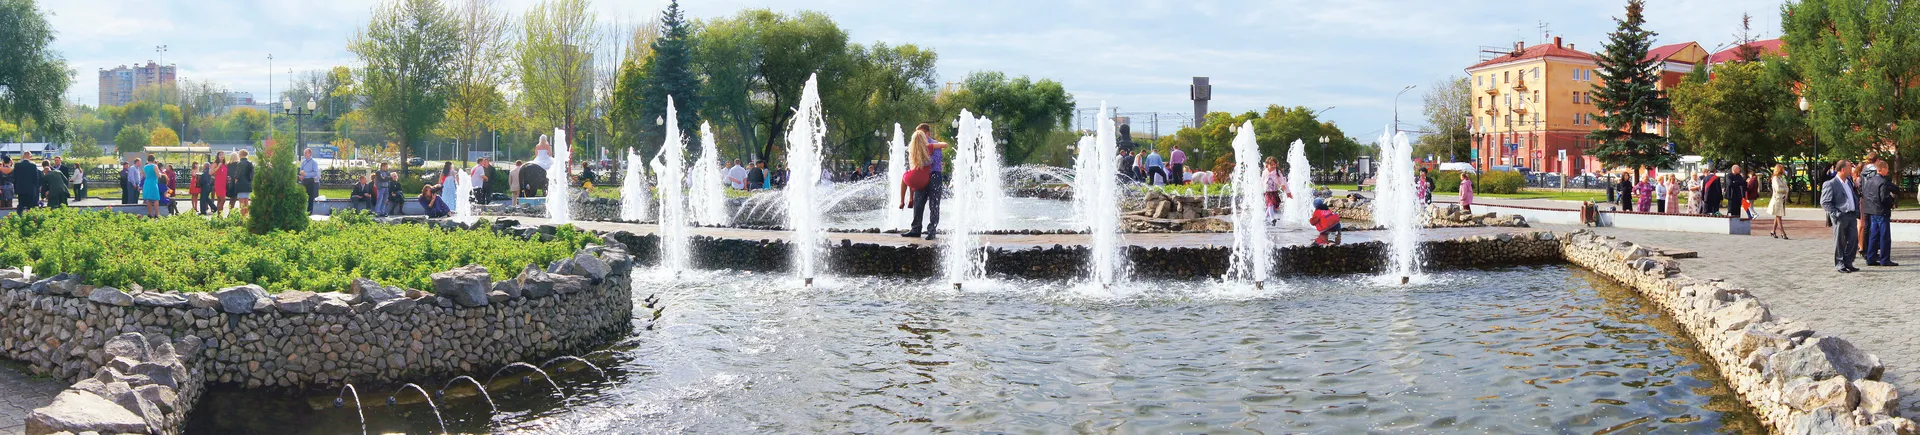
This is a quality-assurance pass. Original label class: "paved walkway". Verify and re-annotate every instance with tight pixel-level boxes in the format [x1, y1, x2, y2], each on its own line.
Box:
[0, 362, 64, 435]
[1539, 223, 1920, 414]
[515, 218, 1533, 250]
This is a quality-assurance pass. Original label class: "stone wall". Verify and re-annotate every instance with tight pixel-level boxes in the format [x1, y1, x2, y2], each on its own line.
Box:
[1327, 198, 1529, 227]
[0, 244, 633, 392]
[1561, 230, 1918, 434]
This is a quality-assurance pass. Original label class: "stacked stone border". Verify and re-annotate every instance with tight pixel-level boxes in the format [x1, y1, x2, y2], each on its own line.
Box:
[1563, 230, 1917, 434]
[1, 234, 635, 435]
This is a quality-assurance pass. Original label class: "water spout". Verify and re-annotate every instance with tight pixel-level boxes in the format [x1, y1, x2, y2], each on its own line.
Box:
[691, 122, 729, 226]
[438, 375, 497, 415]
[547, 128, 573, 224]
[391, 383, 448, 435]
[784, 74, 829, 284]
[944, 112, 998, 288]
[1279, 139, 1314, 227]
[334, 384, 366, 435]
[621, 148, 650, 222]
[450, 167, 473, 224]
[540, 356, 609, 380]
[1077, 103, 1125, 288]
[654, 96, 690, 270]
[1226, 120, 1273, 286]
[1372, 129, 1424, 283]
[885, 123, 909, 231]
[488, 362, 569, 402]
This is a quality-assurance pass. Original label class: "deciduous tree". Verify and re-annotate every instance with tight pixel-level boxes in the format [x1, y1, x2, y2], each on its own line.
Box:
[1784, 0, 1920, 164]
[349, 0, 461, 179]
[515, 0, 598, 150]
[1418, 76, 1473, 162]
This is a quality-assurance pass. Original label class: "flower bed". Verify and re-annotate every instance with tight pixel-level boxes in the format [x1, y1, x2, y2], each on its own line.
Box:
[0, 209, 598, 293]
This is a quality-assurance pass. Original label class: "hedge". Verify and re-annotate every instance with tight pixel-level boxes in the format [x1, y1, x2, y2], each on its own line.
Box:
[0, 208, 599, 293]
[1433, 170, 1524, 195]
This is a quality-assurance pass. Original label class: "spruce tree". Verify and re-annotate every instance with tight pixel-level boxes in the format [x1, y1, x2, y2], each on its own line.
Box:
[247, 134, 310, 234]
[1586, 0, 1676, 174]
[621, 0, 701, 154]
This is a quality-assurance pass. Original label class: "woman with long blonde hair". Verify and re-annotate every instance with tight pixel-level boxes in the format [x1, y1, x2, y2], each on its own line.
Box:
[900, 123, 948, 240]
[1768, 164, 1790, 239]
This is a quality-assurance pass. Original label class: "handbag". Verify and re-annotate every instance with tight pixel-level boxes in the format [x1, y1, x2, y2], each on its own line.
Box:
[904, 166, 931, 190]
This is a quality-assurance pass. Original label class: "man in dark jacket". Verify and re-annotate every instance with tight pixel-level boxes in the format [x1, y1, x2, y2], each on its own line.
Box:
[1822, 160, 1862, 273]
[120, 161, 137, 204]
[1702, 171, 1723, 215]
[1860, 164, 1900, 266]
[350, 175, 377, 212]
[1724, 165, 1748, 219]
[8, 152, 41, 213]
[40, 166, 69, 208]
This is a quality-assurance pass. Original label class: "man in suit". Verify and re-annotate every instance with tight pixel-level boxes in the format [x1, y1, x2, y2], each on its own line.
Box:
[1860, 163, 1901, 266]
[1821, 160, 1862, 273]
[1724, 165, 1747, 219]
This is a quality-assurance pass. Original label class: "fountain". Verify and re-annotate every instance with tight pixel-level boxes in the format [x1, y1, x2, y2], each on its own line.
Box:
[784, 74, 829, 286]
[1226, 120, 1272, 288]
[1278, 139, 1313, 227]
[546, 128, 573, 224]
[654, 96, 690, 271]
[390, 383, 448, 435]
[541, 355, 609, 379]
[449, 166, 473, 223]
[885, 123, 909, 231]
[690, 122, 729, 226]
[487, 362, 569, 401]
[438, 376, 497, 415]
[944, 112, 990, 289]
[1371, 129, 1423, 283]
[333, 384, 366, 435]
[620, 148, 650, 222]
[1077, 103, 1125, 288]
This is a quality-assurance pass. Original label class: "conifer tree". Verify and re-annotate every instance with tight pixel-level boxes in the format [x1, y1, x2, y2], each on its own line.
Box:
[1586, 0, 1676, 174]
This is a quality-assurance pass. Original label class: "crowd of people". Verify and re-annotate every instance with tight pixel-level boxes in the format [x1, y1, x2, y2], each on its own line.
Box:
[1116, 147, 1192, 186]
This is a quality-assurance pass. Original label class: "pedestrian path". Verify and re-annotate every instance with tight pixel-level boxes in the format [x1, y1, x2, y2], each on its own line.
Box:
[1539, 223, 1920, 414]
[0, 362, 65, 435]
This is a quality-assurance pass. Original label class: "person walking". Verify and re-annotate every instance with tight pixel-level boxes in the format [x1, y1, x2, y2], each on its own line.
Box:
[140, 156, 162, 218]
[1724, 165, 1748, 219]
[470, 157, 491, 204]
[212, 153, 230, 216]
[67, 161, 85, 199]
[745, 161, 765, 191]
[300, 148, 322, 214]
[1169, 146, 1186, 185]
[187, 163, 203, 212]
[1458, 172, 1474, 214]
[1617, 173, 1635, 212]
[1133, 149, 1147, 184]
[1702, 170, 1723, 215]
[373, 163, 391, 215]
[1768, 164, 1790, 239]
[196, 162, 217, 215]
[1263, 156, 1284, 219]
[902, 123, 948, 240]
[1821, 160, 1861, 273]
[230, 149, 255, 215]
[1145, 148, 1166, 185]
[1860, 163, 1900, 266]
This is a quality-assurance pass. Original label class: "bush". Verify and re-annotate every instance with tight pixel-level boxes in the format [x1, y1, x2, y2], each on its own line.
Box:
[248, 136, 309, 234]
[1479, 170, 1525, 194]
[1432, 170, 1465, 193]
[0, 208, 599, 293]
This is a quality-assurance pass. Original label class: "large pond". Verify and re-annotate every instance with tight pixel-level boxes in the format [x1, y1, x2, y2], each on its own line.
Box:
[189, 265, 1762, 434]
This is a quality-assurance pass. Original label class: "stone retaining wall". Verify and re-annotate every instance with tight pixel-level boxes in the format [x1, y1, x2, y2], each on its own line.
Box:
[1561, 230, 1918, 434]
[599, 230, 1564, 280]
[1327, 199, 1529, 228]
[25, 332, 204, 435]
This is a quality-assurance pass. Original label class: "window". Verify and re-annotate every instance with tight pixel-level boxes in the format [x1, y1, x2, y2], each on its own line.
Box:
[1505, 95, 1512, 107]
[1534, 67, 1541, 79]
[1504, 71, 1510, 83]
[1533, 91, 1540, 103]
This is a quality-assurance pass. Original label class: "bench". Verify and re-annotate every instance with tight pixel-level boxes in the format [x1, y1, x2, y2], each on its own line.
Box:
[1356, 177, 1377, 191]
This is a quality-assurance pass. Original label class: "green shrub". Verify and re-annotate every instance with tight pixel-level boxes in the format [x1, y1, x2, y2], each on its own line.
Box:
[0, 208, 598, 293]
[1432, 170, 1464, 193]
[248, 135, 309, 235]
[1478, 170, 1525, 194]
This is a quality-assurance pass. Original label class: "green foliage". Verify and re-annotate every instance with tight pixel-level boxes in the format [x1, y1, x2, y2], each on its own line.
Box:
[1418, 76, 1473, 161]
[113, 124, 150, 155]
[1670, 57, 1802, 169]
[939, 71, 1073, 165]
[0, 0, 70, 136]
[1586, 0, 1677, 172]
[66, 134, 103, 159]
[1477, 170, 1525, 194]
[824, 42, 939, 164]
[1433, 170, 1464, 193]
[1783, 0, 1920, 162]
[438, 0, 512, 157]
[613, 0, 701, 158]
[351, 0, 461, 180]
[149, 126, 180, 148]
[515, 0, 598, 146]
[0, 208, 596, 293]
[247, 135, 311, 234]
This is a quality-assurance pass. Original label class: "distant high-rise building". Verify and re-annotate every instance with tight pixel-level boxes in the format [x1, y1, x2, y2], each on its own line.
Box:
[97, 61, 176, 107]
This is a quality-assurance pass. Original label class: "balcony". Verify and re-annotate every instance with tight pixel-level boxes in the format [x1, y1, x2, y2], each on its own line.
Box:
[1484, 87, 1499, 96]
[1512, 107, 1528, 116]
[1512, 78, 1528, 92]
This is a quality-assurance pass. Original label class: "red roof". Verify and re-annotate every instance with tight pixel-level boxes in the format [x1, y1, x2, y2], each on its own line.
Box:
[1708, 39, 1786, 64]
[1643, 42, 1698, 64]
[1467, 42, 1595, 70]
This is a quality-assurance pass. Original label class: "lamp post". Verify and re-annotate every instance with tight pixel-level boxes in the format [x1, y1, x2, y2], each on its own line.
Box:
[282, 96, 315, 154]
[1318, 135, 1331, 182]
[1798, 97, 1816, 166]
[1393, 85, 1417, 133]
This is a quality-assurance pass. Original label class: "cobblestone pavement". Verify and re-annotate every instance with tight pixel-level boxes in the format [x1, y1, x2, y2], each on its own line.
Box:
[0, 361, 65, 435]
[1540, 223, 1920, 414]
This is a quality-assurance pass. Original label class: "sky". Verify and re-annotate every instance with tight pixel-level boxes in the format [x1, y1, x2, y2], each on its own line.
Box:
[44, 0, 1788, 141]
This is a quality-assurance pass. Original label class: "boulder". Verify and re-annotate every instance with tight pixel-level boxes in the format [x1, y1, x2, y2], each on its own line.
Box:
[213, 285, 270, 314]
[130, 292, 189, 309]
[273, 291, 319, 314]
[24, 390, 149, 435]
[1772, 336, 1886, 383]
[134, 384, 179, 415]
[1855, 380, 1900, 416]
[1783, 376, 1858, 413]
[350, 278, 403, 304]
[125, 363, 179, 390]
[1707, 298, 1770, 333]
[492, 280, 522, 299]
[551, 275, 591, 295]
[373, 298, 416, 314]
[185, 293, 220, 309]
[1787, 409, 1852, 435]
[314, 297, 352, 315]
[486, 290, 513, 304]
[430, 265, 492, 307]
[567, 251, 611, 282]
[85, 287, 134, 307]
[517, 265, 555, 298]
[102, 333, 149, 362]
[1729, 324, 1786, 359]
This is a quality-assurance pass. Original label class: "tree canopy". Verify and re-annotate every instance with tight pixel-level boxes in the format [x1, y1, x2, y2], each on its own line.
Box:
[1586, 0, 1677, 173]
[350, 0, 461, 178]
[1670, 55, 1803, 169]
[0, 0, 69, 138]
[1418, 76, 1472, 162]
[1783, 0, 1920, 163]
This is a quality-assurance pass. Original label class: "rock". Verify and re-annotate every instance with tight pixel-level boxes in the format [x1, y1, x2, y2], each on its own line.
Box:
[567, 251, 611, 282]
[274, 291, 319, 314]
[492, 280, 522, 299]
[315, 297, 352, 315]
[130, 292, 189, 309]
[185, 293, 220, 309]
[102, 333, 149, 362]
[374, 298, 415, 314]
[517, 265, 555, 298]
[0, 278, 28, 290]
[1783, 376, 1857, 413]
[431, 265, 493, 308]
[1855, 380, 1899, 416]
[1730, 324, 1786, 359]
[175, 336, 203, 360]
[1707, 299, 1769, 333]
[487, 290, 513, 304]
[1772, 336, 1886, 383]
[24, 390, 149, 435]
[213, 285, 270, 314]
[351, 279, 403, 303]
[547, 258, 572, 274]
[551, 275, 590, 295]
[126, 363, 178, 389]
[85, 287, 134, 307]
[134, 384, 178, 415]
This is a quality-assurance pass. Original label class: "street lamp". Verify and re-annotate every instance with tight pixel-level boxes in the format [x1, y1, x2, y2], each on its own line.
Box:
[1393, 85, 1417, 133]
[283, 96, 315, 154]
[1314, 106, 1336, 117]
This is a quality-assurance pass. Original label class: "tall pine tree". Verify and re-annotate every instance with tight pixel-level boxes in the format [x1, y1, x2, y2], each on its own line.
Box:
[1586, 0, 1676, 174]
[611, 0, 700, 157]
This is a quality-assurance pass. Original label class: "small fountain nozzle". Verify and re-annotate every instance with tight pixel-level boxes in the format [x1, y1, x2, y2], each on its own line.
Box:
[333, 397, 344, 408]
[804, 277, 814, 287]
[1254, 280, 1265, 290]
[953, 283, 962, 290]
[386, 396, 397, 405]
[1401, 276, 1410, 285]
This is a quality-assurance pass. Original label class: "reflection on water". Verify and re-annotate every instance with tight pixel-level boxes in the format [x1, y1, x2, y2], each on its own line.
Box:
[188, 266, 1761, 434]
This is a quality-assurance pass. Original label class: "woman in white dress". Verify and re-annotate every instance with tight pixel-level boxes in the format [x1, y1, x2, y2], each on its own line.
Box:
[534, 135, 554, 170]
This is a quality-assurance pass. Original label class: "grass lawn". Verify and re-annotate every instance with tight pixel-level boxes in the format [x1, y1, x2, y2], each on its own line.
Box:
[84, 187, 356, 201]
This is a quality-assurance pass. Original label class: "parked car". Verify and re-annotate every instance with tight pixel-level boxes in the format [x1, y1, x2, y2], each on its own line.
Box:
[407, 157, 425, 167]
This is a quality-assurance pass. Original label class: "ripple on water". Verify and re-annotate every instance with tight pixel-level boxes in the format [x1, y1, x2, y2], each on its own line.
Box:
[186, 266, 1764, 434]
